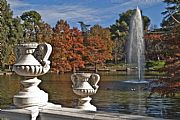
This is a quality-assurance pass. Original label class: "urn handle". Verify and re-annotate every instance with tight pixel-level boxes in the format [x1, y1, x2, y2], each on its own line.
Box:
[89, 73, 100, 91]
[33, 43, 52, 66]
[71, 74, 78, 88]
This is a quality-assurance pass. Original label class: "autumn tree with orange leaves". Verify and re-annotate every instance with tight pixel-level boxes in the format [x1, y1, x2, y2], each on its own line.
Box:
[148, 26, 180, 97]
[148, 0, 180, 97]
[51, 20, 72, 73]
[51, 20, 113, 73]
[51, 20, 85, 72]
[83, 25, 113, 72]
[68, 27, 85, 72]
[144, 32, 167, 60]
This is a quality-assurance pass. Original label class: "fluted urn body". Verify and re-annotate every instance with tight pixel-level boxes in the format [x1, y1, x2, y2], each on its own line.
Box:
[13, 42, 52, 108]
[71, 73, 100, 111]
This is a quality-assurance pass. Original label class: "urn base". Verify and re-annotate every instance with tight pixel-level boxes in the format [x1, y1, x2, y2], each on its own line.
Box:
[77, 96, 96, 111]
[13, 77, 48, 108]
[13, 90, 48, 108]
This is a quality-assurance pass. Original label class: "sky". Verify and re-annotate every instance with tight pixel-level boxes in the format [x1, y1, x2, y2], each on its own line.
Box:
[7, 0, 166, 28]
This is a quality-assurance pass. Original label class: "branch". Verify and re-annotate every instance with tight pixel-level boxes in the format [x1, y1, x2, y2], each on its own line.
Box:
[168, 10, 180, 24]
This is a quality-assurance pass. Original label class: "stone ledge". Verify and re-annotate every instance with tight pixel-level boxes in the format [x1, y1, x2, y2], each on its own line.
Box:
[0, 105, 170, 120]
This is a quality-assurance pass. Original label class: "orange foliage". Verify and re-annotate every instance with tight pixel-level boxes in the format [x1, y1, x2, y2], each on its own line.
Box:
[83, 36, 110, 64]
[144, 32, 167, 60]
[67, 27, 85, 72]
[144, 32, 164, 41]
[51, 20, 113, 72]
[148, 25, 180, 97]
[51, 20, 72, 72]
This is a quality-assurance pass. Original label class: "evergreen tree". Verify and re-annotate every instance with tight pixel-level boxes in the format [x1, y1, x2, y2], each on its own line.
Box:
[20, 11, 52, 43]
[161, 0, 180, 27]
[0, 0, 23, 70]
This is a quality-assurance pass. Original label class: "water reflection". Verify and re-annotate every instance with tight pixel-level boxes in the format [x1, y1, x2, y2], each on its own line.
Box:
[0, 72, 179, 119]
[39, 73, 77, 107]
[0, 75, 20, 108]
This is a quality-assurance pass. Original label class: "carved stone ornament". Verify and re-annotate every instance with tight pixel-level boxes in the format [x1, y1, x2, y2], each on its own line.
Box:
[13, 42, 52, 108]
[71, 73, 100, 111]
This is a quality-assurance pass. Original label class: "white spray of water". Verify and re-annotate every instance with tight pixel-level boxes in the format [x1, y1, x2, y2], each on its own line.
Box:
[127, 7, 145, 81]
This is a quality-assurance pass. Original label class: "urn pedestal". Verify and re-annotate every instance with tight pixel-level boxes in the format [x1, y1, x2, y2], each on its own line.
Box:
[71, 73, 100, 111]
[13, 77, 48, 107]
[13, 42, 52, 108]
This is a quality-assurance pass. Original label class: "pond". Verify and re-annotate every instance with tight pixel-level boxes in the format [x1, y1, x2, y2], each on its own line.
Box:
[0, 72, 180, 119]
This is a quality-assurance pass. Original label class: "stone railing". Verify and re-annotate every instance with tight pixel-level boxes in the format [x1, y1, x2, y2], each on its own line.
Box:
[7, 42, 100, 120]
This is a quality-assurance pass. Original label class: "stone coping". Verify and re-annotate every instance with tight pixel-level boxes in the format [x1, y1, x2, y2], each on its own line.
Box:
[0, 103, 170, 120]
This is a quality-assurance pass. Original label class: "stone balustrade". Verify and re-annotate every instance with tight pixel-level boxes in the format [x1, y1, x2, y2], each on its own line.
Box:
[0, 106, 163, 120]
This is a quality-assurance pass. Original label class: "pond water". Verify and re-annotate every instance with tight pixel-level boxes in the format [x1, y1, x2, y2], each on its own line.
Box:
[0, 72, 180, 119]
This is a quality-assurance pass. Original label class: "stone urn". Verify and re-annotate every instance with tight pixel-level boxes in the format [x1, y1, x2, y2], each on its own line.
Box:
[13, 42, 52, 108]
[71, 73, 100, 111]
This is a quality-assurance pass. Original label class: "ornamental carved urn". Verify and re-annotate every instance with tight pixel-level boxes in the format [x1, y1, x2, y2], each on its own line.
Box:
[13, 42, 52, 108]
[71, 73, 100, 111]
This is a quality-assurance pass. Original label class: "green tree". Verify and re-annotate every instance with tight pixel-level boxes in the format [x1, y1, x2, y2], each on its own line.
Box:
[161, 0, 180, 27]
[21, 11, 41, 42]
[0, 0, 23, 70]
[110, 9, 150, 63]
[10, 17, 24, 44]
[20, 10, 53, 43]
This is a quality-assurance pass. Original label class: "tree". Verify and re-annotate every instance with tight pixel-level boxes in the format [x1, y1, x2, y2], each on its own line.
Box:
[149, 26, 180, 97]
[36, 22, 53, 43]
[10, 17, 24, 44]
[149, 0, 180, 97]
[68, 27, 85, 72]
[20, 11, 41, 42]
[159, 0, 180, 97]
[110, 9, 150, 63]
[84, 24, 113, 72]
[7, 17, 24, 65]
[89, 25, 113, 59]
[51, 20, 72, 73]
[20, 10, 53, 43]
[52, 21, 113, 72]
[51, 20, 85, 73]
[161, 0, 180, 27]
[0, 0, 23, 70]
[144, 32, 167, 60]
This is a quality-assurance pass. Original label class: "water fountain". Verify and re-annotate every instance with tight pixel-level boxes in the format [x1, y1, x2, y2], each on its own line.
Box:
[125, 7, 148, 84]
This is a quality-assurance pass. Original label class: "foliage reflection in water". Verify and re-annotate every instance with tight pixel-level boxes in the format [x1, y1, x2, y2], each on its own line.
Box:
[0, 72, 179, 119]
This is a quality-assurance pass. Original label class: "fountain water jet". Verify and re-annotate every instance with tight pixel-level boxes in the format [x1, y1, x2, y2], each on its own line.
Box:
[125, 7, 148, 84]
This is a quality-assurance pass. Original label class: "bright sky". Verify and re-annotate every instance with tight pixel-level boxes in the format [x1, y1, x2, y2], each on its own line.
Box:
[7, 0, 166, 28]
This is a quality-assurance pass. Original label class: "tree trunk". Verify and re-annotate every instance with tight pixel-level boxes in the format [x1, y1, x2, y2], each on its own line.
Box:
[1, 63, 5, 71]
[95, 63, 98, 73]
